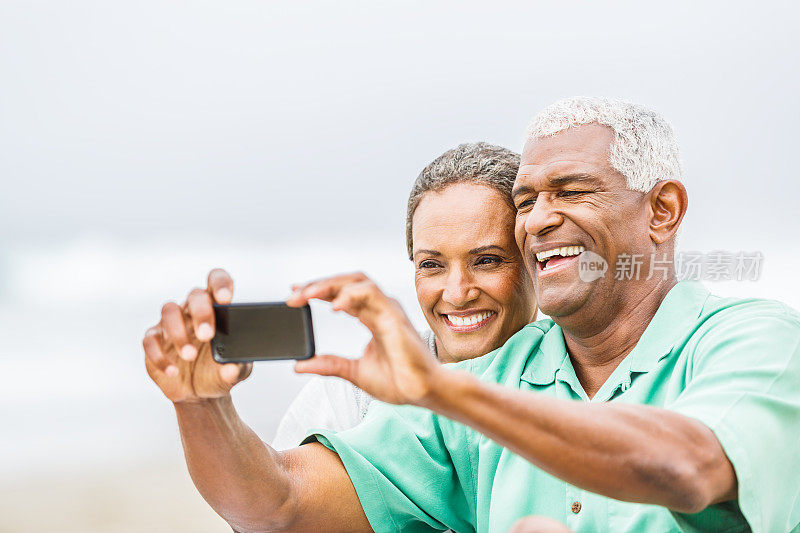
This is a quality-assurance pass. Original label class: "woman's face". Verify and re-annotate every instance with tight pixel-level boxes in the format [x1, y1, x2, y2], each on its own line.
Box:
[412, 183, 537, 363]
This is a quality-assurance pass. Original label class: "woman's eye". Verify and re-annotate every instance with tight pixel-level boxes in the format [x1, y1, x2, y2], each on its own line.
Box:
[418, 260, 441, 269]
[476, 255, 502, 266]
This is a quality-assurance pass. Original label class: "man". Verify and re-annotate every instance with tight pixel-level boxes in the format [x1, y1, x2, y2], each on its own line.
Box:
[143, 97, 800, 532]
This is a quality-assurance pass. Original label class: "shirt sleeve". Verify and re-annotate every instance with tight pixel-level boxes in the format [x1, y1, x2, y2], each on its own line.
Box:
[308, 401, 476, 533]
[666, 302, 800, 533]
[271, 377, 363, 450]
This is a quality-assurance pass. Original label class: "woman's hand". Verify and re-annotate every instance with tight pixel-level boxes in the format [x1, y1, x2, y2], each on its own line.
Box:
[287, 272, 443, 406]
[143, 268, 252, 403]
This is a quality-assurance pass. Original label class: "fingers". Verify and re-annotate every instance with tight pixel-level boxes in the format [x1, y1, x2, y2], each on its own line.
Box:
[330, 280, 380, 312]
[293, 272, 368, 293]
[329, 280, 398, 328]
[181, 268, 230, 343]
[286, 272, 369, 306]
[295, 354, 355, 381]
[208, 268, 233, 304]
[288, 273, 407, 334]
[186, 288, 215, 342]
[143, 325, 178, 377]
[149, 269, 231, 365]
[161, 301, 197, 361]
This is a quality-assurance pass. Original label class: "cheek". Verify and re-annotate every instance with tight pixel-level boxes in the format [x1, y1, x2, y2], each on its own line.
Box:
[414, 278, 439, 316]
[512, 274, 535, 316]
[491, 267, 535, 320]
[514, 216, 527, 251]
[479, 271, 523, 311]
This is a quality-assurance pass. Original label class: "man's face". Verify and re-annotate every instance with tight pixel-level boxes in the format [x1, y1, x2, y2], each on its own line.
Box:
[512, 124, 651, 319]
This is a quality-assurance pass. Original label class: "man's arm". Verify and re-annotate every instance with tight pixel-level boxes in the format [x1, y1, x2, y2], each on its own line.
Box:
[173, 396, 369, 532]
[144, 269, 370, 532]
[288, 273, 737, 515]
[423, 371, 737, 514]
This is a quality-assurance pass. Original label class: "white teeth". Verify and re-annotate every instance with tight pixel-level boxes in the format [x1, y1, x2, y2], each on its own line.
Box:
[446, 311, 495, 327]
[535, 245, 586, 263]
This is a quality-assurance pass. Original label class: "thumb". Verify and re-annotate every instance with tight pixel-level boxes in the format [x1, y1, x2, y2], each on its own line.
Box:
[295, 354, 355, 382]
[219, 362, 251, 386]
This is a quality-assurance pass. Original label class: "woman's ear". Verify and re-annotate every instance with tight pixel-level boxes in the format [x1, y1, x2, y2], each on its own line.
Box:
[648, 180, 688, 245]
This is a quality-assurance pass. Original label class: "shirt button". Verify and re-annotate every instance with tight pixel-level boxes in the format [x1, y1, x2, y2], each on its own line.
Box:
[571, 501, 582, 514]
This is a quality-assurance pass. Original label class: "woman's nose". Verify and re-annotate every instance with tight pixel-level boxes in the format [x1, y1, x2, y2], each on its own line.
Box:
[441, 271, 480, 307]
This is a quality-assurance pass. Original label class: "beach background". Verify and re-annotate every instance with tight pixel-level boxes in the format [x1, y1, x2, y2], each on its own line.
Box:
[2, 1, 799, 531]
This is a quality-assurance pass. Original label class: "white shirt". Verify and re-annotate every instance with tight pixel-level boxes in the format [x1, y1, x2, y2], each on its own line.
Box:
[271, 331, 437, 450]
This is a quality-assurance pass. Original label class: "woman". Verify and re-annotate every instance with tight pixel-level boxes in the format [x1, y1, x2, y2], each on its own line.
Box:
[272, 142, 537, 449]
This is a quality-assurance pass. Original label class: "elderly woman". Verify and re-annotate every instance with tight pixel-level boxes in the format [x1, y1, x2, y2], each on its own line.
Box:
[272, 142, 537, 449]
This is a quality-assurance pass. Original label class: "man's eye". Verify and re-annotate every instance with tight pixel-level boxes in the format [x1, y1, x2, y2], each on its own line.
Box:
[516, 197, 537, 209]
[559, 190, 591, 197]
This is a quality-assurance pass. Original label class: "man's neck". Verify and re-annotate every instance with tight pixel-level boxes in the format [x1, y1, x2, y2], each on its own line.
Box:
[559, 278, 677, 399]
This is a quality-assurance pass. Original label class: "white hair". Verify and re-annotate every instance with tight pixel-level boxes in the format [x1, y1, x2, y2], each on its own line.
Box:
[526, 96, 682, 192]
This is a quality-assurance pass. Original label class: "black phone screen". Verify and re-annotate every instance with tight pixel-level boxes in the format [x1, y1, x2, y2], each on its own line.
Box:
[211, 303, 314, 362]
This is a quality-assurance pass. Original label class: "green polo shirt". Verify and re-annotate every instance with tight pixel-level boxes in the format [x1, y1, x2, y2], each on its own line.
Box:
[309, 281, 800, 532]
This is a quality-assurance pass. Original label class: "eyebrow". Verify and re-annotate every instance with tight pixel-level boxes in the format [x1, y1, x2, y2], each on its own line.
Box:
[511, 184, 533, 199]
[412, 245, 506, 258]
[469, 245, 507, 254]
[512, 173, 599, 198]
[413, 249, 441, 258]
[549, 173, 598, 186]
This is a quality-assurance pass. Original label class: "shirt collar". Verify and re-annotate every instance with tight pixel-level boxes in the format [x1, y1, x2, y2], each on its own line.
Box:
[624, 280, 709, 374]
[521, 281, 710, 389]
[521, 321, 569, 386]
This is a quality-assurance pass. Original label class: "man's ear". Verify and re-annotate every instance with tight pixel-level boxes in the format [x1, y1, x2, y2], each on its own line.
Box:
[648, 180, 688, 244]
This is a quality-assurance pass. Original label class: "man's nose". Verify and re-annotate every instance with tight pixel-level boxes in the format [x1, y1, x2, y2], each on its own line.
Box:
[441, 269, 480, 307]
[524, 195, 563, 237]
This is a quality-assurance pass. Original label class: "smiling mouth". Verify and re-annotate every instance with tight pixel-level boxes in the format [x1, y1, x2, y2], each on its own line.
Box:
[535, 245, 586, 273]
[442, 310, 497, 332]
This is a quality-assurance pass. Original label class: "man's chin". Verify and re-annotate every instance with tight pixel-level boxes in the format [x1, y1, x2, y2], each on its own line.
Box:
[535, 278, 592, 318]
[538, 300, 579, 319]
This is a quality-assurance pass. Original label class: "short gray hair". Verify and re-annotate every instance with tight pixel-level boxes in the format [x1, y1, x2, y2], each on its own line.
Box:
[406, 142, 519, 260]
[526, 96, 682, 192]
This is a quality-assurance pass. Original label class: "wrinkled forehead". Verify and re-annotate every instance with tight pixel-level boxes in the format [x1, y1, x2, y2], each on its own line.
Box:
[412, 184, 516, 250]
[517, 124, 618, 187]
[414, 184, 515, 228]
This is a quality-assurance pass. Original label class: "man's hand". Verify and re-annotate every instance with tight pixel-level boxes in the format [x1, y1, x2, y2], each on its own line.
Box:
[143, 268, 252, 403]
[287, 272, 443, 406]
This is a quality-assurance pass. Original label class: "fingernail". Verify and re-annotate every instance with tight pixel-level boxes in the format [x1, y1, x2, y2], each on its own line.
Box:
[196, 323, 213, 340]
[217, 288, 232, 302]
[221, 363, 239, 382]
[166, 365, 178, 377]
[181, 344, 197, 361]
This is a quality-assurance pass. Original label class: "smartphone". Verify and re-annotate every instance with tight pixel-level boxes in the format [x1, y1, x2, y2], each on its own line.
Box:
[211, 302, 315, 363]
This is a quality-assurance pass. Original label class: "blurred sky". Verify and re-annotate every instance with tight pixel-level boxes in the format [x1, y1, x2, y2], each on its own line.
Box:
[1, 0, 799, 529]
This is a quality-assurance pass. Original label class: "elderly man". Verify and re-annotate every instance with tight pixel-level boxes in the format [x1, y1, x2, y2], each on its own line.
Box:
[144, 97, 800, 532]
